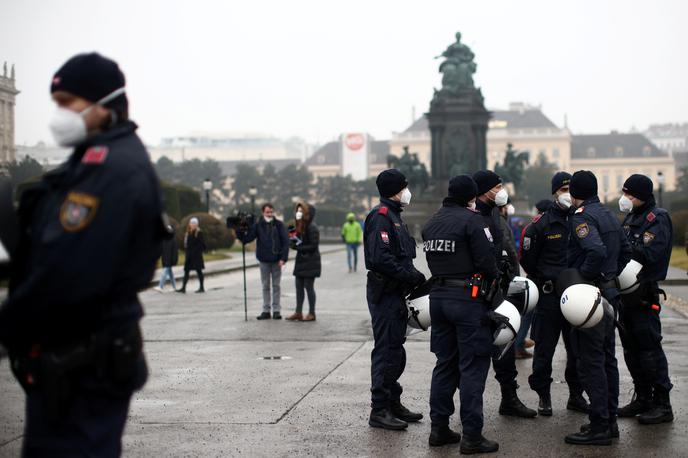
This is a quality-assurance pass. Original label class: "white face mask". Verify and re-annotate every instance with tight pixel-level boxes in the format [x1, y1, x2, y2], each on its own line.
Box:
[400, 188, 412, 206]
[468, 200, 477, 211]
[264, 216, 273, 223]
[493, 188, 508, 207]
[506, 204, 515, 216]
[619, 195, 633, 213]
[557, 192, 572, 209]
[295, 211, 303, 220]
[49, 87, 126, 147]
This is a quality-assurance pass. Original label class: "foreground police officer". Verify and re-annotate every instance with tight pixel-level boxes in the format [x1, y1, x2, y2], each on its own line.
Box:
[364, 169, 426, 430]
[564, 171, 631, 445]
[617, 174, 674, 424]
[520, 172, 589, 416]
[423, 175, 500, 453]
[473, 170, 536, 418]
[0, 53, 167, 456]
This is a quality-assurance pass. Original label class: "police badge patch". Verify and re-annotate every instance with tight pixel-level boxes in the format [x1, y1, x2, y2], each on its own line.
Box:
[575, 223, 589, 238]
[380, 231, 389, 244]
[643, 231, 655, 245]
[483, 227, 494, 242]
[60, 192, 99, 232]
[523, 237, 531, 250]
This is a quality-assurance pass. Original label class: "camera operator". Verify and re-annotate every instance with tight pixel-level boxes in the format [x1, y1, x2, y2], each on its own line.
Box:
[235, 203, 289, 320]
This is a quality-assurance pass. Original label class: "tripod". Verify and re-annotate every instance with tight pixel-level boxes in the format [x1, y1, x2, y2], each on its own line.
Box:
[242, 242, 248, 321]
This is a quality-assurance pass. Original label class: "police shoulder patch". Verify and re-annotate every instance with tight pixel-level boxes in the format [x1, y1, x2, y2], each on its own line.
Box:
[646, 212, 656, 222]
[60, 191, 99, 232]
[82, 146, 109, 165]
[643, 231, 656, 245]
[575, 206, 585, 214]
[380, 231, 390, 244]
[575, 222, 589, 239]
[378, 206, 388, 216]
[532, 214, 543, 224]
[522, 236, 531, 251]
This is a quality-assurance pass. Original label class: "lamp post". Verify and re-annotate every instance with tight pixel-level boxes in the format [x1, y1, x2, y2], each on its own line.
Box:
[203, 178, 212, 213]
[249, 186, 257, 215]
[657, 171, 665, 208]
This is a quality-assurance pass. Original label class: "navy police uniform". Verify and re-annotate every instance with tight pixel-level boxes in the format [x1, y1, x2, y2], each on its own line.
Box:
[0, 121, 165, 455]
[521, 204, 583, 400]
[423, 198, 499, 439]
[567, 196, 632, 434]
[364, 197, 424, 413]
[619, 197, 673, 418]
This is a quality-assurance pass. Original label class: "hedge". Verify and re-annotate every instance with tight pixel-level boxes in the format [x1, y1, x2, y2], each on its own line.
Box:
[178, 212, 235, 250]
[161, 181, 204, 220]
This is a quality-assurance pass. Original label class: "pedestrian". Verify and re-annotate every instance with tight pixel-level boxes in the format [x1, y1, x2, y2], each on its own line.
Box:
[472, 170, 537, 419]
[364, 169, 426, 430]
[286, 201, 321, 322]
[617, 174, 674, 424]
[423, 175, 500, 453]
[236, 203, 289, 320]
[0, 52, 166, 456]
[155, 224, 179, 292]
[177, 217, 206, 293]
[341, 212, 363, 272]
[564, 170, 632, 445]
[520, 172, 589, 416]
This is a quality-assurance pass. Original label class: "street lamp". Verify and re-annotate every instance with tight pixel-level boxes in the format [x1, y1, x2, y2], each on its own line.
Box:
[248, 186, 257, 215]
[657, 171, 665, 208]
[203, 178, 212, 213]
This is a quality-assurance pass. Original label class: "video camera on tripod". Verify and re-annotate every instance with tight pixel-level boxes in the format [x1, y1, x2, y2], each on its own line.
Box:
[226, 211, 255, 231]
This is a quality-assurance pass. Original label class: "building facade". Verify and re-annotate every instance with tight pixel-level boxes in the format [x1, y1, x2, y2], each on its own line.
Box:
[0, 62, 19, 163]
[644, 123, 688, 154]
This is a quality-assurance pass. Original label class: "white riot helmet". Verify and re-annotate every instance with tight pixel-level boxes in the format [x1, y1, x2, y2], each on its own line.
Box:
[407, 294, 431, 335]
[560, 284, 603, 328]
[492, 300, 521, 346]
[618, 260, 643, 295]
[507, 276, 539, 315]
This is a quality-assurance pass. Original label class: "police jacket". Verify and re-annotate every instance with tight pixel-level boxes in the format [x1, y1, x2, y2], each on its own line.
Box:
[364, 197, 421, 285]
[520, 203, 570, 283]
[422, 199, 499, 297]
[237, 217, 289, 264]
[0, 121, 166, 349]
[476, 199, 503, 259]
[622, 198, 672, 283]
[500, 215, 519, 275]
[567, 196, 632, 284]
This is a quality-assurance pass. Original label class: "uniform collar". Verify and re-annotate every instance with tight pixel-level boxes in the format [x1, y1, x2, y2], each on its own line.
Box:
[69, 121, 138, 162]
[380, 197, 403, 213]
[476, 198, 493, 216]
[632, 198, 656, 215]
[550, 203, 570, 219]
[582, 196, 600, 206]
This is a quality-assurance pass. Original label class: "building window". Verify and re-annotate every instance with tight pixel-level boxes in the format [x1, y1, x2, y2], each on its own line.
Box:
[539, 149, 546, 158]
[615, 146, 623, 157]
[603, 175, 609, 192]
[552, 148, 560, 158]
[642, 146, 652, 156]
[587, 147, 596, 157]
[616, 175, 623, 190]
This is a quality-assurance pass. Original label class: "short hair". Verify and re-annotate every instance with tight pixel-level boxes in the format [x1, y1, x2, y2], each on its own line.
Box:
[261, 203, 274, 212]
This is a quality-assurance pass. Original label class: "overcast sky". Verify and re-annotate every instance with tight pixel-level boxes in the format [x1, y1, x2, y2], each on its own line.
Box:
[2, 0, 687, 147]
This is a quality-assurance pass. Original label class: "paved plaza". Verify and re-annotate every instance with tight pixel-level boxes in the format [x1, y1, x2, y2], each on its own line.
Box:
[1, 249, 687, 457]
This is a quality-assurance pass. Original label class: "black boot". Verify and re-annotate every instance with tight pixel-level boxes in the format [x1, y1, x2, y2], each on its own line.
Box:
[638, 389, 674, 425]
[460, 434, 499, 454]
[567, 392, 591, 414]
[195, 288, 205, 293]
[564, 426, 612, 446]
[618, 389, 652, 417]
[581, 422, 619, 438]
[256, 312, 271, 320]
[428, 424, 461, 447]
[272, 312, 282, 320]
[175, 287, 186, 293]
[499, 386, 537, 418]
[390, 400, 423, 422]
[538, 392, 552, 417]
[368, 408, 408, 430]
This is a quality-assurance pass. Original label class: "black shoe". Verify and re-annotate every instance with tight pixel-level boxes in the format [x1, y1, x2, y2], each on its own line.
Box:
[538, 392, 552, 417]
[390, 400, 423, 422]
[368, 409, 408, 430]
[638, 390, 674, 424]
[564, 428, 612, 446]
[429, 424, 461, 447]
[460, 434, 499, 454]
[256, 312, 271, 320]
[581, 422, 619, 438]
[499, 386, 537, 418]
[567, 392, 591, 414]
[175, 288, 186, 293]
[195, 288, 205, 293]
[272, 312, 282, 320]
[618, 390, 653, 417]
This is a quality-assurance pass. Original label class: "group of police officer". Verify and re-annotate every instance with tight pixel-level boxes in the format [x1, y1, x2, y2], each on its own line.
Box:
[363, 167, 674, 452]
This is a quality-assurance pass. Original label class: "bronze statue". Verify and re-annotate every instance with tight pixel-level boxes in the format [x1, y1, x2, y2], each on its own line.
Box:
[435, 31, 477, 94]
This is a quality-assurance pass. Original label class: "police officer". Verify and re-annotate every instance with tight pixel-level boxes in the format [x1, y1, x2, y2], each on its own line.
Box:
[473, 170, 536, 418]
[423, 175, 499, 454]
[564, 170, 632, 445]
[616, 174, 674, 424]
[0, 53, 167, 456]
[520, 172, 589, 416]
[364, 169, 426, 430]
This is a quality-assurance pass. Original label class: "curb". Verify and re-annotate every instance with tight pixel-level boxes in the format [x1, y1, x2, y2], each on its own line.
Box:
[660, 279, 688, 286]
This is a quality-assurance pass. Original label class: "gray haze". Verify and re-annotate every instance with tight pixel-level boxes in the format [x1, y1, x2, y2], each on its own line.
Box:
[2, 0, 687, 147]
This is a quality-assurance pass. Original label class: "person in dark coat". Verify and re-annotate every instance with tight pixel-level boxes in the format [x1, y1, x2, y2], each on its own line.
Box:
[177, 217, 206, 293]
[286, 201, 321, 321]
[156, 224, 179, 291]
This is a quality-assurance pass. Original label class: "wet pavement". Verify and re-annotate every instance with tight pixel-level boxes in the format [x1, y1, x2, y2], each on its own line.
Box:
[1, 250, 687, 457]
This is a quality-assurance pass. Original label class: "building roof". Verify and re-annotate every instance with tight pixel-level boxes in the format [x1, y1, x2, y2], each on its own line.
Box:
[644, 123, 688, 139]
[571, 133, 668, 160]
[305, 140, 390, 167]
[403, 106, 558, 133]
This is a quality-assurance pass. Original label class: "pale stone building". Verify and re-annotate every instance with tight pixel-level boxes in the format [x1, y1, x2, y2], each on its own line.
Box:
[0, 62, 19, 163]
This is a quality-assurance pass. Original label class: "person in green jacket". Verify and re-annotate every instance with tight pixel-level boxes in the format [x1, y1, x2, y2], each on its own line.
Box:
[341, 212, 363, 272]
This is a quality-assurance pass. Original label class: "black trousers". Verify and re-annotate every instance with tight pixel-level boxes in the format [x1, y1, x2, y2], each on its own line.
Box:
[619, 284, 672, 395]
[528, 291, 582, 396]
[295, 276, 316, 314]
[367, 282, 407, 410]
[429, 295, 492, 436]
[492, 344, 517, 389]
[182, 268, 204, 289]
